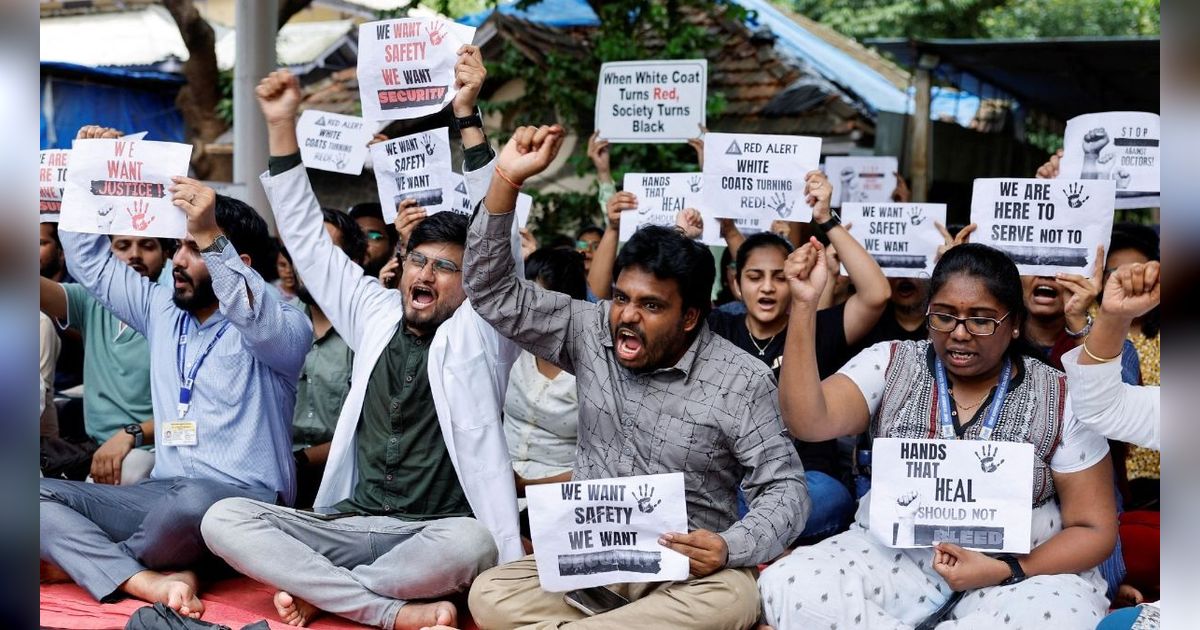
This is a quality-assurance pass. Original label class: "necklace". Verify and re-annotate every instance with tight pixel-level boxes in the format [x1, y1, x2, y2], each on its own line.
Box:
[949, 387, 991, 411]
[745, 319, 779, 356]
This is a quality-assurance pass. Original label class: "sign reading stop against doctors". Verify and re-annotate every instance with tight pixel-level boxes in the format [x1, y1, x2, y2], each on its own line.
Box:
[595, 60, 706, 143]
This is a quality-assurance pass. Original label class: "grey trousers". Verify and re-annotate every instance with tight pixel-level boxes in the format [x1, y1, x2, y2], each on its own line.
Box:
[40, 476, 276, 601]
[201, 497, 499, 629]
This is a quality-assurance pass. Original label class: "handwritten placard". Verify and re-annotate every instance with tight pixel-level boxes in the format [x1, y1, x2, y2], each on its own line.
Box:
[58, 138, 192, 238]
[527, 473, 689, 592]
[369, 127, 452, 223]
[841, 203, 946, 278]
[356, 18, 476, 121]
[970, 177, 1114, 277]
[702, 132, 821, 224]
[595, 60, 706, 143]
[869, 438, 1035, 553]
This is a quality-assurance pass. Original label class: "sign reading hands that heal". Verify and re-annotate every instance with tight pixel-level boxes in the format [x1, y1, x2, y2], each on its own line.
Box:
[357, 18, 476, 121]
[970, 177, 1114, 277]
[620, 173, 726, 245]
[870, 438, 1035, 554]
[1058, 111, 1159, 208]
[40, 149, 71, 222]
[527, 473, 689, 592]
[824, 156, 898, 208]
[841, 203, 946, 278]
[297, 110, 374, 174]
[58, 138, 192, 238]
[595, 60, 707, 143]
[702, 132, 821, 224]
[369, 127, 452, 223]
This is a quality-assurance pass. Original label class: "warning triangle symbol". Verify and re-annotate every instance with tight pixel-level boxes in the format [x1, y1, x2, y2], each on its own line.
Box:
[315, 116, 327, 126]
[725, 140, 742, 155]
[454, 181, 468, 194]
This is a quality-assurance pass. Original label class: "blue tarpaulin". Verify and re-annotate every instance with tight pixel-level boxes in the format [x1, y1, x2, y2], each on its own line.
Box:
[40, 62, 186, 149]
[459, 0, 600, 28]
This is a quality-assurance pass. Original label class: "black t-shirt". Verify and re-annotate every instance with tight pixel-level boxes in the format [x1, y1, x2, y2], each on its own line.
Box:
[706, 304, 849, 478]
[850, 302, 927, 358]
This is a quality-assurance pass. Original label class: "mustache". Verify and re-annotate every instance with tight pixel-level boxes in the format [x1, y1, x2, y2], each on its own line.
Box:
[615, 324, 645, 341]
[173, 269, 193, 285]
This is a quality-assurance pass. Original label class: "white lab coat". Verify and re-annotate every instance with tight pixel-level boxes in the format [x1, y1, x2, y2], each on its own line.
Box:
[259, 156, 523, 563]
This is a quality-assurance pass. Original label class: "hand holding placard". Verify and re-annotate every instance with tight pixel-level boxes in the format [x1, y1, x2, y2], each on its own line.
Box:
[607, 191, 636, 230]
[452, 44, 485, 117]
[1055, 245, 1105, 330]
[935, 222, 977, 262]
[804, 170, 832, 223]
[673, 208, 704, 240]
[587, 131, 613, 184]
[657, 529, 727, 578]
[169, 177, 220, 247]
[394, 198, 428, 252]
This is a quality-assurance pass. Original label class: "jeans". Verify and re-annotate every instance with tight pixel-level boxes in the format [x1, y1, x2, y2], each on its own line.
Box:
[737, 470, 854, 543]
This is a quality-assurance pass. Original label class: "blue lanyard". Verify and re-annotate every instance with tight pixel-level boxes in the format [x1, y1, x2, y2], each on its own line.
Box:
[176, 316, 232, 420]
[933, 356, 1013, 441]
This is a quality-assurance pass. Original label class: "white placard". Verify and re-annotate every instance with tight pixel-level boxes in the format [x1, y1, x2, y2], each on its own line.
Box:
[841, 203, 946, 278]
[446, 172, 532, 227]
[1058, 111, 1159, 209]
[527, 473, 689, 592]
[356, 18, 476, 121]
[970, 177, 1114, 277]
[869, 438, 1035, 554]
[595, 60, 707, 143]
[702, 132, 821, 224]
[297, 110, 374, 174]
[203, 181, 251, 205]
[824, 156, 898, 208]
[58, 138, 192, 238]
[40, 149, 70, 222]
[369, 127, 453, 223]
[620, 172, 723, 245]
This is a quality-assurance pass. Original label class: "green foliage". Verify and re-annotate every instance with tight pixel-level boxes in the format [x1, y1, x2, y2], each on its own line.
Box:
[981, 0, 1160, 38]
[216, 69, 234, 126]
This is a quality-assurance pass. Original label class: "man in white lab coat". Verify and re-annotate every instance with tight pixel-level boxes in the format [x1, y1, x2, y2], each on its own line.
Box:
[201, 47, 521, 630]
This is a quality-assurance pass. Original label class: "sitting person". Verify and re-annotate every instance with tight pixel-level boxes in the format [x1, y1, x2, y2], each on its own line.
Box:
[39, 234, 176, 484]
[465, 124, 808, 629]
[760, 241, 1116, 629]
[202, 52, 520, 630]
[41, 125, 310, 618]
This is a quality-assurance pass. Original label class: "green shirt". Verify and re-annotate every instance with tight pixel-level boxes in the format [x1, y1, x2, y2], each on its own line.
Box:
[291, 311, 354, 449]
[63, 283, 153, 442]
[334, 325, 471, 520]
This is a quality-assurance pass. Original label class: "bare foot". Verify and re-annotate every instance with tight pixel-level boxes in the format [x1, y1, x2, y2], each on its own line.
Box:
[122, 570, 205, 618]
[40, 560, 71, 584]
[393, 601, 457, 630]
[274, 591, 322, 627]
[1114, 583, 1145, 608]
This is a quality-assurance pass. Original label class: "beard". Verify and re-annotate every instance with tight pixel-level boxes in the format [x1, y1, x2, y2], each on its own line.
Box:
[172, 270, 218, 312]
[610, 319, 690, 373]
[402, 299, 457, 336]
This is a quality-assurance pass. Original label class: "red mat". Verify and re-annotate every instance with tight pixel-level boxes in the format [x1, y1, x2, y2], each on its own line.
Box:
[41, 578, 479, 630]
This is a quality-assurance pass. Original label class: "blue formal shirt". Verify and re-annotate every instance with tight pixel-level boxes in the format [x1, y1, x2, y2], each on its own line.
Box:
[61, 231, 311, 505]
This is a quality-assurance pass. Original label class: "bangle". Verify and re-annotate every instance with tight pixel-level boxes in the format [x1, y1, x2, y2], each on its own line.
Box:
[1064, 313, 1093, 338]
[1081, 341, 1121, 363]
[494, 166, 522, 191]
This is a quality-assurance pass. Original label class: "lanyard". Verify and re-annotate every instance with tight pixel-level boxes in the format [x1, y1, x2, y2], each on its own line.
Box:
[176, 316, 232, 420]
[933, 356, 1012, 441]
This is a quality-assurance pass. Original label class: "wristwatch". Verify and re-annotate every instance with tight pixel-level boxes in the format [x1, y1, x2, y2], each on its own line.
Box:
[200, 234, 230, 254]
[995, 553, 1026, 585]
[453, 108, 484, 131]
[294, 448, 310, 468]
[816, 213, 842, 232]
[124, 423, 144, 448]
[1065, 313, 1094, 338]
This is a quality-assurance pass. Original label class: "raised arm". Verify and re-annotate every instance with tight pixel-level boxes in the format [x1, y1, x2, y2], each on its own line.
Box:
[39, 277, 68, 321]
[587, 191, 635, 299]
[778, 238, 872, 441]
[806, 170, 890, 345]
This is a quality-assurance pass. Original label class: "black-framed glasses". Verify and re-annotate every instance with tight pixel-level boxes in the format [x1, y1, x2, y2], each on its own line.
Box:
[926, 310, 1011, 336]
[404, 251, 462, 275]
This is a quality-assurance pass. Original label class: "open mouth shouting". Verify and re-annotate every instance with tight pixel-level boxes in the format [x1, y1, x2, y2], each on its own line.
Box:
[943, 346, 979, 368]
[895, 279, 918, 298]
[1029, 279, 1060, 306]
[409, 284, 437, 311]
[615, 326, 645, 363]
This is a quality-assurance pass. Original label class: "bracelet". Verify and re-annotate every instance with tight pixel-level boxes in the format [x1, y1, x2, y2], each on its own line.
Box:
[1081, 341, 1122, 363]
[494, 165, 522, 191]
[1064, 313, 1093, 338]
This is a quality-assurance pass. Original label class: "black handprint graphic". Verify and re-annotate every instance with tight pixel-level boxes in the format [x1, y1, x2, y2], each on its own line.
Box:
[421, 133, 435, 157]
[975, 444, 1006, 473]
[908, 207, 926, 226]
[687, 175, 701, 193]
[769, 192, 794, 219]
[1062, 183, 1090, 209]
[633, 484, 662, 514]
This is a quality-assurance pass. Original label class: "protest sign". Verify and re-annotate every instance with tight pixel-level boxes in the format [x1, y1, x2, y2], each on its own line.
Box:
[595, 60, 706, 143]
[203, 181, 251, 205]
[527, 473, 689, 592]
[824, 156, 898, 208]
[869, 438, 1035, 553]
[620, 173, 724, 245]
[970, 177, 1114, 277]
[297, 110, 373, 174]
[40, 149, 70, 222]
[446, 172, 532, 227]
[841, 203, 946, 278]
[58, 138, 192, 238]
[357, 18, 476, 121]
[369, 127, 452, 223]
[1058, 111, 1159, 209]
[702, 132, 821, 224]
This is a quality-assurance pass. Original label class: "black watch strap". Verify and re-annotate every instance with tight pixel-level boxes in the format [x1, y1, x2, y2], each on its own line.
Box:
[453, 109, 483, 131]
[294, 448, 309, 468]
[816, 213, 841, 232]
[124, 423, 144, 448]
[996, 553, 1026, 585]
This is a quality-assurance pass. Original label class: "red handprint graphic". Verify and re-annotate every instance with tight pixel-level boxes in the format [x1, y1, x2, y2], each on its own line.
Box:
[127, 199, 156, 232]
[428, 20, 447, 46]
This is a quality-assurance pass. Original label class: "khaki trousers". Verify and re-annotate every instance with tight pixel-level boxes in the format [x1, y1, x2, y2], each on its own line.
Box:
[468, 554, 760, 630]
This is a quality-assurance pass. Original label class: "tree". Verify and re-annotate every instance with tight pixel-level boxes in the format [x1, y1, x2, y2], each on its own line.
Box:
[163, 0, 315, 178]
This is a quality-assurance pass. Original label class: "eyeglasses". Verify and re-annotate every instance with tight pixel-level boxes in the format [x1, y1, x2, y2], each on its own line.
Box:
[576, 240, 598, 252]
[926, 310, 1011, 336]
[404, 251, 462, 275]
[365, 230, 387, 241]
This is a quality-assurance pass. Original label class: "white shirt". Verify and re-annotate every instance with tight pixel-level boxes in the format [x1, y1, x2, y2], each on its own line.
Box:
[1062, 345, 1160, 450]
[503, 351, 578, 479]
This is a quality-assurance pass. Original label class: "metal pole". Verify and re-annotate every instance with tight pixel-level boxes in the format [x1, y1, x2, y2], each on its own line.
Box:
[910, 65, 933, 203]
[233, 0, 278, 234]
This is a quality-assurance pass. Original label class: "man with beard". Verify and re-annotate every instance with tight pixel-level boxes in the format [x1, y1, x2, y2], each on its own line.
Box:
[282, 208, 366, 509]
[39, 234, 176, 485]
[464, 124, 807, 630]
[202, 50, 520, 630]
[40, 126, 311, 618]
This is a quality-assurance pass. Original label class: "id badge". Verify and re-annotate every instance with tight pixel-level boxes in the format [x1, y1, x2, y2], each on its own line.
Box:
[162, 421, 198, 447]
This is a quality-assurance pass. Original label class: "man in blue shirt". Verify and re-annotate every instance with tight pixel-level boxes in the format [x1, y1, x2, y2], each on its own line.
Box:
[40, 125, 311, 619]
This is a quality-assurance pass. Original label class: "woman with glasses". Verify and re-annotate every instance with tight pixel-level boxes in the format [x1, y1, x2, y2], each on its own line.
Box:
[759, 241, 1117, 629]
